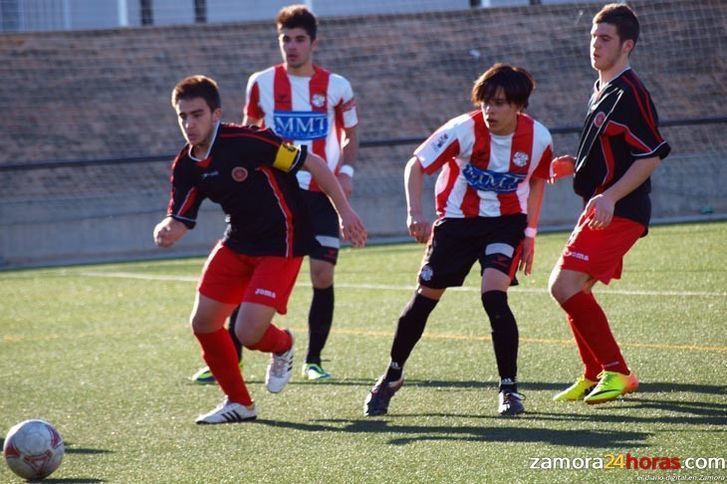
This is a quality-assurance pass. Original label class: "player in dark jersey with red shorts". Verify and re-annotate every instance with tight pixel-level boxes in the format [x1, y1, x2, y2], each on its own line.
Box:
[548, 4, 670, 405]
[154, 75, 366, 424]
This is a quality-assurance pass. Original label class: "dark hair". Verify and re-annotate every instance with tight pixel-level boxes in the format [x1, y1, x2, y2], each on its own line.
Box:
[594, 3, 640, 47]
[276, 4, 318, 40]
[171, 75, 221, 112]
[471, 63, 535, 109]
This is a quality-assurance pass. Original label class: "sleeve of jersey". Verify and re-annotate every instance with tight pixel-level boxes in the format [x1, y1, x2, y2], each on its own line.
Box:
[335, 78, 358, 129]
[244, 75, 264, 121]
[167, 162, 203, 229]
[413, 124, 461, 175]
[617, 89, 671, 160]
[531, 135, 554, 180]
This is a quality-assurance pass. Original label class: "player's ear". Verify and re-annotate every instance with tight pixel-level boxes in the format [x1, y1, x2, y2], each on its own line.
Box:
[212, 107, 222, 122]
[311, 37, 319, 51]
[621, 38, 634, 56]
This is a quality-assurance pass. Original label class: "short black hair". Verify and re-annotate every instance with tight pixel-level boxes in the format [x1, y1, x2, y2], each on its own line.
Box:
[471, 63, 535, 109]
[594, 3, 640, 47]
[171, 75, 221, 112]
[276, 4, 318, 40]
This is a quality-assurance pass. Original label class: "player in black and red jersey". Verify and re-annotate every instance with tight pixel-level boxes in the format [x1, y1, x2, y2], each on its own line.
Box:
[548, 4, 670, 405]
[154, 75, 366, 424]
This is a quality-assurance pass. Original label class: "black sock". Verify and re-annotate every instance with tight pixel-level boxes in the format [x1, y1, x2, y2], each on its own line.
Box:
[482, 291, 518, 390]
[228, 306, 243, 361]
[306, 285, 334, 365]
[386, 292, 439, 381]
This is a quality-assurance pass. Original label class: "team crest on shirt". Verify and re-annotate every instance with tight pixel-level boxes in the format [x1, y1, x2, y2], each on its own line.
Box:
[420, 265, 434, 282]
[231, 166, 248, 182]
[513, 151, 529, 167]
[311, 93, 326, 108]
[593, 111, 606, 128]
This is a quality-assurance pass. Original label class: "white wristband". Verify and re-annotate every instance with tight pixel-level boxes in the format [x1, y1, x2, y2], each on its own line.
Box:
[339, 164, 355, 177]
[524, 227, 537, 238]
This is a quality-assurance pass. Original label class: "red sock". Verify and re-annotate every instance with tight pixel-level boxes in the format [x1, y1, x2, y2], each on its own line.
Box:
[246, 324, 292, 354]
[195, 328, 252, 406]
[566, 314, 602, 381]
[561, 291, 629, 375]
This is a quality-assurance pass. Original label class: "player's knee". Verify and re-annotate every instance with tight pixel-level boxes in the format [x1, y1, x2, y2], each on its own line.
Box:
[481, 291, 516, 333]
[310, 261, 335, 288]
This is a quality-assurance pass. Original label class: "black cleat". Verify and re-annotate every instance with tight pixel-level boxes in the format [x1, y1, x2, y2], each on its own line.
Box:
[498, 390, 525, 416]
[363, 375, 404, 416]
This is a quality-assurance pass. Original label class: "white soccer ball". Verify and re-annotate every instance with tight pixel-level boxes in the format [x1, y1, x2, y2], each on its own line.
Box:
[3, 419, 64, 480]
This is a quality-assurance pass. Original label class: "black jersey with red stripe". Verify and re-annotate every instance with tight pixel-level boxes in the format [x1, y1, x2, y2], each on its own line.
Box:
[574, 68, 670, 228]
[166, 123, 313, 257]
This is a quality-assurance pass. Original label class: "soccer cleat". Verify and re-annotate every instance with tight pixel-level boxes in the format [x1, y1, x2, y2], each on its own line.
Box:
[552, 376, 598, 402]
[301, 363, 332, 381]
[498, 390, 525, 416]
[584, 370, 639, 405]
[191, 361, 244, 384]
[195, 398, 257, 424]
[363, 375, 404, 416]
[266, 330, 295, 393]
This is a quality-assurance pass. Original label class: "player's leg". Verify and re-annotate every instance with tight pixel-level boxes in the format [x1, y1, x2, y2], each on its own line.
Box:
[236, 256, 303, 394]
[549, 214, 643, 403]
[364, 219, 477, 416]
[478, 216, 527, 416]
[303, 192, 340, 380]
[192, 244, 257, 424]
[191, 305, 243, 384]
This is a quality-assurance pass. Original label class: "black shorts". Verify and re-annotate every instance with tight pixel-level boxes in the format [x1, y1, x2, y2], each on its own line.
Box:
[418, 214, 527, 289]
[301, 190, 339, 265]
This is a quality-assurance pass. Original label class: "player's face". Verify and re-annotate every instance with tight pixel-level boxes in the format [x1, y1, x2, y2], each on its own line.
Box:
[174, 97, 221, 149]
[481, 88, 520, 136]
[590, 22, 633, 73]
[278, 27, 317, 69]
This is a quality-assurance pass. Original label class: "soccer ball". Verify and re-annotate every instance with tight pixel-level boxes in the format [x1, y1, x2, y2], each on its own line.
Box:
[3, 419, 64, 480]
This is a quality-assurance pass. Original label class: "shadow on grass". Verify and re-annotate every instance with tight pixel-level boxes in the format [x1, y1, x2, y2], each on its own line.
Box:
[255, 418, 650, 447]
[266, 378, 726, 397]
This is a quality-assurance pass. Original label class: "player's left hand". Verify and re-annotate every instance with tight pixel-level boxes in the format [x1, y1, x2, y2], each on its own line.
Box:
[339, 209, 367, 248]
[549, 155, 575, 184]
[336, 173, 353, 199]
[585, 193, 615, 230]
[518, 235, 535, 275]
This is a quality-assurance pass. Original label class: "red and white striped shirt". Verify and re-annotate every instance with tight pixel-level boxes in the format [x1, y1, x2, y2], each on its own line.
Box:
[245, 64, 358, 191]
[415, 111, 553, 219]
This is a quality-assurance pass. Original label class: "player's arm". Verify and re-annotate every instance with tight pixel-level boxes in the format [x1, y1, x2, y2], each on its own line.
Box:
[153, 216, 188, 248]
[404, 156, 431, 244]
[304, 152, 367, 247]
[519, 177, 546, 275]
[586, 155, 660, 229]
[337, 125, 358, 198]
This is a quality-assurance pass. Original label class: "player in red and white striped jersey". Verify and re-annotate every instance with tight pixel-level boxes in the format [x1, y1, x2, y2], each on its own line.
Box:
[364, 64, 554, 417]
[191, 5, 359, 384]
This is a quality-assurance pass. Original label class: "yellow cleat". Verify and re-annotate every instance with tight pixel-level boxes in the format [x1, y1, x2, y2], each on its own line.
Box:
[553, 376, 598, 401]
[584, 371, 639, 405]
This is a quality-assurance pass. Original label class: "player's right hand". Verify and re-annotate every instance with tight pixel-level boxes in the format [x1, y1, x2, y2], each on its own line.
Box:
[407, 213, 431, 244]
[549, 155, 576, 184]
[153, 217, 187, 248]
[339, 209, 367, 248]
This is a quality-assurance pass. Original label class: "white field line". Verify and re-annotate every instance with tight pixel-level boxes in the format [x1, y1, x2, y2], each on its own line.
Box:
[77, 270, 727, 298]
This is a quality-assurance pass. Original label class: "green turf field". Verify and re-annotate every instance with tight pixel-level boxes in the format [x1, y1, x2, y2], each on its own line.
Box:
[1, 222, 725, 482]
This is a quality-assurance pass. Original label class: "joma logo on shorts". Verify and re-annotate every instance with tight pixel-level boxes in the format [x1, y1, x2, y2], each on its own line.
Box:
[254, 288, 277, 298]
[564, 250, 589, 261]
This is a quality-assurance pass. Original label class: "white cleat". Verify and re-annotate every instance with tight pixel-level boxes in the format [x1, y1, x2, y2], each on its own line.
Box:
[195, 398, 257, 424]
[266, 330, 295, 393]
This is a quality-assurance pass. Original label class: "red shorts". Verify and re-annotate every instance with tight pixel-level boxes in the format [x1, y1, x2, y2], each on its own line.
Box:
[557, 213, 645, 284]
[197, 242, 303, 314]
